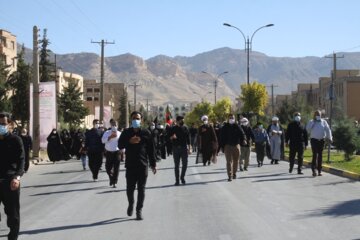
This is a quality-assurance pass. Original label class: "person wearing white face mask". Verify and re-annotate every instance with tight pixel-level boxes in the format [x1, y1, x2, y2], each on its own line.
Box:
[101, 119, 121, 188]
[118, 111, 157, 220]
[0, 112, 25, 240]
[285, 112, 308, 174]
[219, 114, 246, 181]
[253, 122, 270, 167]
[267, 116, 285, 165]
[239, 118, 255, 171]
[196, 115, 218, 166]
[306, 110, 332, 177]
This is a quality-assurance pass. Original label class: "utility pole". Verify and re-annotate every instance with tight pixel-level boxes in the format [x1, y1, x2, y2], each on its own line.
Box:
[267, 84, 278, 116]
[325, 52, 344, 163]
[91, 39, 115, 121]
[124, 87, 129, 128]
[32, 26, 40, 160]
[54, 54, 58, 129]
[214, 80, 218, 104]
[129, 82, 141, 111]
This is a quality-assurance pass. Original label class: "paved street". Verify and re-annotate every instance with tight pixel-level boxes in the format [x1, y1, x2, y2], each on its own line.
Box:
[1, 152, 360, 240]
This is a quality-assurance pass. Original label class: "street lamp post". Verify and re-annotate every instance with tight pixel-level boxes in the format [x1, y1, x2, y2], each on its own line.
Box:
[223, 23, 274, 85]
[193, 91, 212, 103]
[201, 71, 228, 104]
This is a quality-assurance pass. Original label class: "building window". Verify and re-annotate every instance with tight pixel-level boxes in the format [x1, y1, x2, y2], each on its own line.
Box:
[86, 97, 92, 101]
[94, 88, 100, 93]
[94, 97, 99, 101]
[12, 58, 15, 68]
[87, 88, 93, 93]
[0, 37, 6, 47]
[11, 41, 15, 50]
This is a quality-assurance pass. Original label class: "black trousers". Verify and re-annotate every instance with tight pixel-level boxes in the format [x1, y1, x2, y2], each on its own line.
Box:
[289, 144, 304, 172]
[255, 142, 266, 163]
[0, 180, 20, 240]
[173, 146, 188, 182]
[126, 166, 148, 211]
[24, 149, 30, 172]
[310, 138, 325, 173]
[88, 151, 103, 180]
[105, 151, 120, 185]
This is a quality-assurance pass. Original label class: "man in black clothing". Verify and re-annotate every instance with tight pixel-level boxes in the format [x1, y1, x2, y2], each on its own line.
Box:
[85, 119, 104, 181]
[189, 123, 197, 153]
[0, 112, 25, 240]
[20, 128, 32, 173]
[169, 116, 191, 185]
[285, 112, 308, 174]
[118, 111, 157, 220]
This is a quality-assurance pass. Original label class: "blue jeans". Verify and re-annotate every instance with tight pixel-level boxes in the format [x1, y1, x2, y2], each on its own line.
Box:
[173, 145, 188, 182]
[80, 154, 87, 169]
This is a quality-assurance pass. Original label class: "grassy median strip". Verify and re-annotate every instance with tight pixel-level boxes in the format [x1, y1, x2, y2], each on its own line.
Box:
[285, 148, 360, 175]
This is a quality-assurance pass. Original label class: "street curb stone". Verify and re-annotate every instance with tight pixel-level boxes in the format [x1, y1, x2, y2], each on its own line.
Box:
[284, 157, 360, 181]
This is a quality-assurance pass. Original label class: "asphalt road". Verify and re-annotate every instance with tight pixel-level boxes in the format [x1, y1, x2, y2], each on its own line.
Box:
[1, 152, 360, 240]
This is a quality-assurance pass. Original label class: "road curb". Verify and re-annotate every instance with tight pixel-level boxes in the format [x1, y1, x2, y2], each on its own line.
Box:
[283, 158, 360, 181]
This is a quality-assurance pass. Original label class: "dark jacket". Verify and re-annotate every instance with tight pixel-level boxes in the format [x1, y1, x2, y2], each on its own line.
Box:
[240, 125, 255, 147]
[20, 134, 32, 152]
[118, 128, 156, 169]
[0, 133, 25, 180]
[219, 123, 245, 148]
[169, 125, 190, 148]
[286, 121, 308, 147]
[85, 128, 104, 153]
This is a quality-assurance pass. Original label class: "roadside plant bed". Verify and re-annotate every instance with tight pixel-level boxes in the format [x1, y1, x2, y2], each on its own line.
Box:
[285, 148, 360, 175]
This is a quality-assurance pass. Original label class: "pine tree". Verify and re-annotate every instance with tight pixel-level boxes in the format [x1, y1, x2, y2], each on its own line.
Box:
[118, 90, 128, 128]
[39, 29, 54, 82]
[7, 45, 31, 127]
[58, 79, 89, 129]
[0, 53, 11, 112]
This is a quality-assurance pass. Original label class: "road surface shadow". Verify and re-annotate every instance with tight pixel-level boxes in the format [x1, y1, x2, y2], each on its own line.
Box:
[96, 178, 228, 194]
[40, 168, 125, 175]
[306, 199, 360, 217]
[20, 217, 132, 235]
[251, 175, 312, 182]
[22, 180, 98, 189]
[29, 186, 107, 196]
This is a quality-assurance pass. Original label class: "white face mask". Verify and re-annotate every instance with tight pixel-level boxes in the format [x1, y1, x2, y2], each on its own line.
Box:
[294, 116, 301, 122]
[111, 126, 117, 132]
[203, 120, 208, 125]
[229, 119, 235, 124]
[315, 116, 321, 121]
[94, 124, 100, 129]
[150, 126, 155, 130]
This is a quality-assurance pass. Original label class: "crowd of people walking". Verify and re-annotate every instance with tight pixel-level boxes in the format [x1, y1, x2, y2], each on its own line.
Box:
[0, 109, 336, 239]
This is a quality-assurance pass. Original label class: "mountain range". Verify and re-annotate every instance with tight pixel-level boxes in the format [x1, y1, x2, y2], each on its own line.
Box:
[22, 46, 360, 105]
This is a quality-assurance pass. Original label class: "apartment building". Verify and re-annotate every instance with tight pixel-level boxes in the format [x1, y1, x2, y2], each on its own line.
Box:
[83, 80, 126, 127]
[0, 29, 17, 74]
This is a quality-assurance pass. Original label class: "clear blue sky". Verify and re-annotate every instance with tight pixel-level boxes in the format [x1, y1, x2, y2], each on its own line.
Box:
[1, 0, 360, 59]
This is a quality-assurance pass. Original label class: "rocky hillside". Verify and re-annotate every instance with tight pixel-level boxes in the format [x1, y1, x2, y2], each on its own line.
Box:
[21, 45, 360, 105]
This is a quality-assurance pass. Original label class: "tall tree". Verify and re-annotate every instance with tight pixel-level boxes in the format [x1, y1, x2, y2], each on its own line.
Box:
[0, 54, 11, 112]
[184, 101, 214, 126]
[240, 81, 268, 116]
[58, 79, 89, 129]
[212, 97, 232, 123]
[39, 29, 54, 82]
[118, 90, 128, 128]
[7, 45, 31, 127]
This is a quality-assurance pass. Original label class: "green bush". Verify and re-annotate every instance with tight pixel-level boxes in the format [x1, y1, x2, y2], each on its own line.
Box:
[333, 118, 360, 161]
